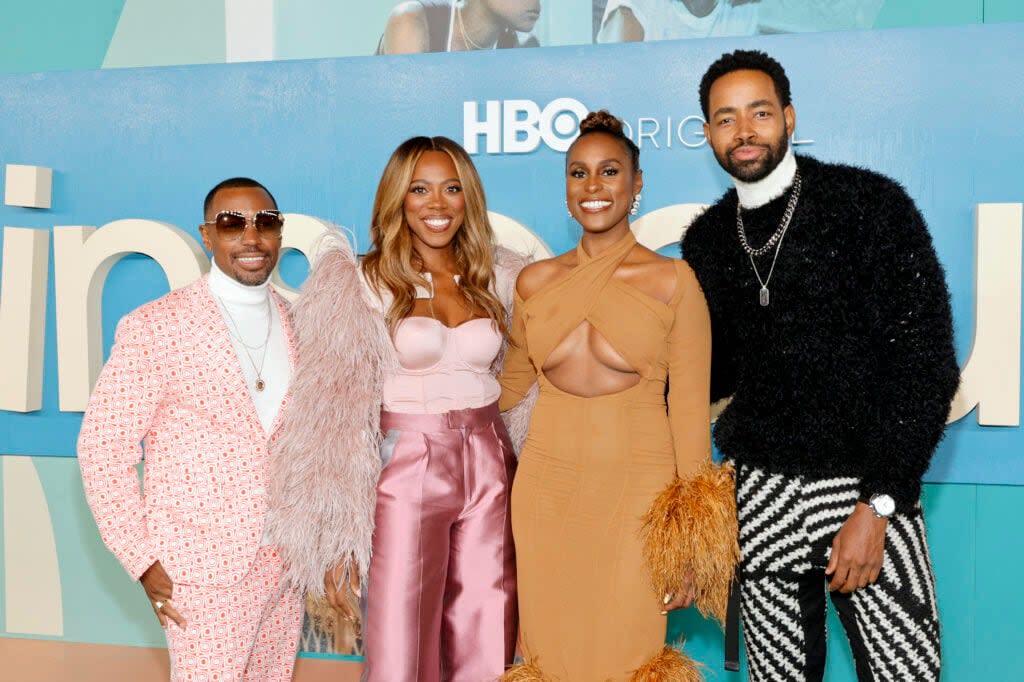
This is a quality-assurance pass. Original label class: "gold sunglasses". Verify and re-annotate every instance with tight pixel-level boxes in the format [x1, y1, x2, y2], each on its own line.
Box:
[203, 210, 284, 240]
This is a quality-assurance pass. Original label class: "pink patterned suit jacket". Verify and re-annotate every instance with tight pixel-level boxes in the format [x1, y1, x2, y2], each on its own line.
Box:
[78, 276, 295, 587]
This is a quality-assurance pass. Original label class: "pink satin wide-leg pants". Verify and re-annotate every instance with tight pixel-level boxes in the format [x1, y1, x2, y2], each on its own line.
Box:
[362, 402, 518, 682]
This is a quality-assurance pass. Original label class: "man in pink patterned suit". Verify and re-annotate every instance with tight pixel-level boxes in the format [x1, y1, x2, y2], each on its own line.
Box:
[79, 178, 304, 681]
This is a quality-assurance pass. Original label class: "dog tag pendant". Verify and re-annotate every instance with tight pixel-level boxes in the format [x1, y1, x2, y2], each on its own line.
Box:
[759, 286, 770, 307]
[255, 378, 266, 392]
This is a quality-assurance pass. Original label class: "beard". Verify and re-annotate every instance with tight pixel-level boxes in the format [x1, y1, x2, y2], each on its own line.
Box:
[227, 249, 276, 286]
[714, 128, 789, 183]
[233, 268, 272, 286]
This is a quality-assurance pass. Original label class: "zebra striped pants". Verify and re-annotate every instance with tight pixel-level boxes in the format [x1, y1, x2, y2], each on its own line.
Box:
[736, 465, 941, 682]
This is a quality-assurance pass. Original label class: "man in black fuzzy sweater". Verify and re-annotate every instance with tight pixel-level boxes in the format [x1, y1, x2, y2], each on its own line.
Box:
[681, 50, 959, 682]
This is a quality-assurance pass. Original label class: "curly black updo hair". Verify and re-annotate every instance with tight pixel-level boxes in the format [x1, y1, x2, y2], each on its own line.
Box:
[569, 109, 640, 171]
[699, 49, 791, 120]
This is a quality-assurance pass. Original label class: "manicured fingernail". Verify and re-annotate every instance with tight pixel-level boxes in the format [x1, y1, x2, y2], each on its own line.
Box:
[663, 594, 672, 605]
[659, 610, 668, 615]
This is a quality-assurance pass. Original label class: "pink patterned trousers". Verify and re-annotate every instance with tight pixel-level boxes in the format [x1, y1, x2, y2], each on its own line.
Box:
[164, 546, 304, 682]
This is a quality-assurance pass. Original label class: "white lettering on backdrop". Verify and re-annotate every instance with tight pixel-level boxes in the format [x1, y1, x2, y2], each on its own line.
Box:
[0, 206, 1019, 426]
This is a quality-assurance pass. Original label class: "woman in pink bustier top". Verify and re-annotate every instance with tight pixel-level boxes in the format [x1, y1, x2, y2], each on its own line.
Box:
[268, 136, 531, 682]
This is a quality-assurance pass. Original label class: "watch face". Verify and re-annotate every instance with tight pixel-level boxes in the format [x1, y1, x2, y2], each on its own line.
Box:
[872, 494, 896, 517]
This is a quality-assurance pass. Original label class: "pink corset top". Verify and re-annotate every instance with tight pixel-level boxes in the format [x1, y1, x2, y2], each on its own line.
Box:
[382, 316, 503, 414]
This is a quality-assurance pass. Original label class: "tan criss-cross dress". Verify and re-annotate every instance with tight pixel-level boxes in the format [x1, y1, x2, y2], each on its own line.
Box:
[499, 231, 714, 680]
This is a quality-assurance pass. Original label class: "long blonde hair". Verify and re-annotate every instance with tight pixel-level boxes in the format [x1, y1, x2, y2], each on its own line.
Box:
[361, 135, 508, 338]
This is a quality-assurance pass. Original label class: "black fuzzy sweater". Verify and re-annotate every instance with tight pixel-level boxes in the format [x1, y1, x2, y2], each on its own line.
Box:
[682, 156, 959, 511]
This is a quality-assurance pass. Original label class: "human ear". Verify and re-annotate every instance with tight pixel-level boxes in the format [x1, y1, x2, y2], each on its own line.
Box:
[198, 224, 214, 253]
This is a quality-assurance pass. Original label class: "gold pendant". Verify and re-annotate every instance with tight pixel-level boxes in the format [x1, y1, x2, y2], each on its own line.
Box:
[255, 378, 266, 392]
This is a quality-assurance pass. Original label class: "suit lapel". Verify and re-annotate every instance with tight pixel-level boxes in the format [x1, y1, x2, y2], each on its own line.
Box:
[193, 278, 266, 440]
[266, 287, 295, 439]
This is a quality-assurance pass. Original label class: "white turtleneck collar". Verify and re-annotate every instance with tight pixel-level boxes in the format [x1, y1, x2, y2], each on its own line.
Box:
[734, 146, 797, 209]
[208, 259, 271, 304]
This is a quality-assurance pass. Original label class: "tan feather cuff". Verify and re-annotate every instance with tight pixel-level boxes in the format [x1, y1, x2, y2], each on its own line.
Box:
[640, 462, 739, 625]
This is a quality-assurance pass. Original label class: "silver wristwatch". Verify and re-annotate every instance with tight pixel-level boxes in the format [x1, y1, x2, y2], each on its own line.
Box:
[867, 493, 896, 519]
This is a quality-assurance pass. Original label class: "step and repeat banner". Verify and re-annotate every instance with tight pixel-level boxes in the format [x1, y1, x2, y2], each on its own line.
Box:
[0, 20, 1022, 666]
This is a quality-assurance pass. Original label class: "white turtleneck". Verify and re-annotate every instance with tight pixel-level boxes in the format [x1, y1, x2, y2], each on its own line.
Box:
[208, 262, 290, 435]
[209, 263, 289, 546]
[734, 145, 797, 209]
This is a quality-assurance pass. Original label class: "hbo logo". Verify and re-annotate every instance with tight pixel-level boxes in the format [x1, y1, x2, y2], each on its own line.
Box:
[463, 98, 589, 154]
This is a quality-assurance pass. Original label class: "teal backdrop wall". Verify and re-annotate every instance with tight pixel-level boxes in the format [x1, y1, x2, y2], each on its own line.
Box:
[2, 3, 1023, 681]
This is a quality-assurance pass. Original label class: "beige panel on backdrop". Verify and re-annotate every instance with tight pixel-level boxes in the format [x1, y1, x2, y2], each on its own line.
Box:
[633, 203, 709, 251]
[4, 164, 52, 209]
[225, 0, 274, 62]
[52, 221, 208, 412]
[949, 203, 1023, 426]
[3, 456, 63, 636]
[270, 213, 334, 301]
[0, 228, 49, 412]
[490, 211, 554, 259]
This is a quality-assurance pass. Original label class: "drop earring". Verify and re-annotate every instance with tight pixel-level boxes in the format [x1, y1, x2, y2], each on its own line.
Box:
[630, 193, 642, 216]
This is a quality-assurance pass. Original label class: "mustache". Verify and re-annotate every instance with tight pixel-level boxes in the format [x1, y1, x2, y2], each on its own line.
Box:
[729, 143, 770, 155]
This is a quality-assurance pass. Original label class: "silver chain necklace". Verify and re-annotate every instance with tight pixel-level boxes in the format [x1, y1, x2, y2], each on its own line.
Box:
[736, 171, 803, 306]
[736, 171, 802, 256]
[214, 293, 272, 392]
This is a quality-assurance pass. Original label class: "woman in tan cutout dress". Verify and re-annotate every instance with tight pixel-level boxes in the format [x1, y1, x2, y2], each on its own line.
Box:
[499, 111, 737, 681]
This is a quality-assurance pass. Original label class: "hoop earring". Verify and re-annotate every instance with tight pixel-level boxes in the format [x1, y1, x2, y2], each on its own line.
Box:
[629, 193, 642, 216]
